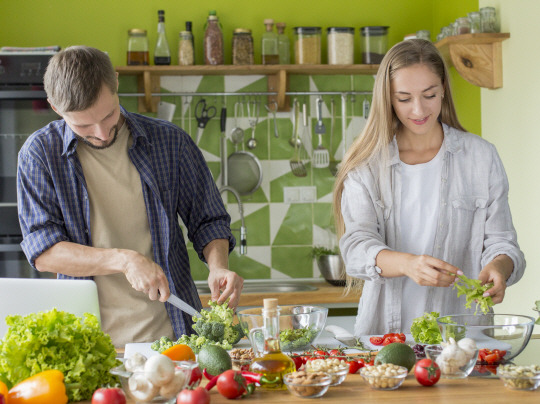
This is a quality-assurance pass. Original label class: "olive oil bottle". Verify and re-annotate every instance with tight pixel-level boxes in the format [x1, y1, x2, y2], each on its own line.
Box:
[249, 298, 295, 389]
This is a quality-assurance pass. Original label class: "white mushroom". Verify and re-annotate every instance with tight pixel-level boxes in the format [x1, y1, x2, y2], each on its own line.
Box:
[144, 354, 176, 387]
[125, 352, 147, 372]
[128, 372, 159, 402]
[159, 368, 188, 399]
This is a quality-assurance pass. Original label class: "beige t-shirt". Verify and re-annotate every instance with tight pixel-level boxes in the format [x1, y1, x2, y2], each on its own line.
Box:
[77, 122, 174, 347]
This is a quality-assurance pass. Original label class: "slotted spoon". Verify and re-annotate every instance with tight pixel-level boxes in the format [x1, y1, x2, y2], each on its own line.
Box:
[289, 100, 307, 177]
[313, 97, 329, 168]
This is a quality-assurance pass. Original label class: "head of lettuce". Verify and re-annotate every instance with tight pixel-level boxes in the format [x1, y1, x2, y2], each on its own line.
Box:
[0, 309, 120, 402]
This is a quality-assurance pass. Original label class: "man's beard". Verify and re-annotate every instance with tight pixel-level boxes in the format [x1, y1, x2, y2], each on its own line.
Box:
[75, 125, 119, 150]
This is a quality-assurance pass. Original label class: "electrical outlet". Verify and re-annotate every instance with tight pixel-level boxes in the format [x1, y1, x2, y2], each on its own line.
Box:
[284, 186, 317, 203]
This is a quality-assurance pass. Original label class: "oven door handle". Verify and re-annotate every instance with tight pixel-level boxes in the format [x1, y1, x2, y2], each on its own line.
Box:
[0, 244, 23, 252]
[0, 90, 47, 100]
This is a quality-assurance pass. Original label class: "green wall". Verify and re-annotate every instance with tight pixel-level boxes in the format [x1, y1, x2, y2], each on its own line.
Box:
[0, 0, 481, 133]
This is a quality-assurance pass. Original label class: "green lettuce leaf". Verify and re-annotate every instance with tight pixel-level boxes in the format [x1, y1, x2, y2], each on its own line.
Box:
[453, 274, 494, 314]
[0, 309, 120, 402]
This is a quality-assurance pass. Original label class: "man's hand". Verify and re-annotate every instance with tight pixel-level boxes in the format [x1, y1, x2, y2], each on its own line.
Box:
[122, 250, 170, 302]
[478, 255, 514, 304]
[208, 267, 244, 308]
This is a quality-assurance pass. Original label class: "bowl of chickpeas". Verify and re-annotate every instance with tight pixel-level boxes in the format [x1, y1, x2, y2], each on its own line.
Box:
[284, 371, 332, 398]
[359, 364, 408, 390]
[497, 364, 540, 391]
[304, 357, 349, 386]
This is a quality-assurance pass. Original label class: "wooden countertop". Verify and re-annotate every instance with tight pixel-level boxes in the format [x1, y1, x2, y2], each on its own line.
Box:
[199, 280, 359, 308]
[78, 374, 539, 403]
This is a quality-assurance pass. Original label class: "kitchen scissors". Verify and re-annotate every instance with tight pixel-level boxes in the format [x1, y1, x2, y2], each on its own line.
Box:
[195, 98, 216, 145]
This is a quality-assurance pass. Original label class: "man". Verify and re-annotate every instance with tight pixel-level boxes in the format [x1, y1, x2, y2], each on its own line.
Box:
[16, 46, 243, 347]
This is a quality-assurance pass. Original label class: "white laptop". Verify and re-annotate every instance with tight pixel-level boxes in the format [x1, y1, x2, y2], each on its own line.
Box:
[0, 278, 101, 338]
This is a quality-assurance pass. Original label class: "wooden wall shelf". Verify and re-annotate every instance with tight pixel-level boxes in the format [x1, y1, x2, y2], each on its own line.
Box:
[116, 64, 380, 112]
[435, 33, 510, 89]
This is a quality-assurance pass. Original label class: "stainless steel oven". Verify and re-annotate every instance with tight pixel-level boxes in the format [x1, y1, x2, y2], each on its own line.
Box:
[0, 52, 59, 278]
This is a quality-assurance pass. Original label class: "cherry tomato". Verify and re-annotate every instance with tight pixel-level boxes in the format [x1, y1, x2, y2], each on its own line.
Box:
[398, 333, 406, 342]
[369, 336, 384, 346]
[347, 360, 365, 374]
[382, 336, 394, 346]
[216, 369, 249, 399]
[91, 388, 127, 404]
[290, 355, 304, 370]
[0, 393, 6, 404]
[188, 366, 203, 387]
[313, 350, 328, 358]
[484, 353, 500, 364]
[414, 359, 441, 386]
[176, 387, 211, 404]
[328, 349, 341, 356]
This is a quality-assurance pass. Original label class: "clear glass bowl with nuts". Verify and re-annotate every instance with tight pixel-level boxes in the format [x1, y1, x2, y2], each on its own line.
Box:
[304, 357, 349, 386]
[284, 371, 332, 398]
[229, 348, 254, 372]
[359, 364, 408, 390]
[497, 364, 540, 391]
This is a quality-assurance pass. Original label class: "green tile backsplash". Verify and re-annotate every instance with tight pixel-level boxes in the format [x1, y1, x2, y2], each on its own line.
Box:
[119, 73, 373, 281]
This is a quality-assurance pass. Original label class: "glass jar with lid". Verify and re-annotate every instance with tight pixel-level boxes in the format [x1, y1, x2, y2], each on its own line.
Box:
[127, 29, 149, 65]
[454, 17, 471, 35]
[203, 10, 224, 65]
[327, 27, 354, 65]
[360, 26, 389, 64]
[232, 28, 254, 65]
[468, 11, 481, 34]
[262, 19, 279, 65]
[294, 27, 321, 64]
[178, 31, 194, 66]
[480, 6, 498, 33]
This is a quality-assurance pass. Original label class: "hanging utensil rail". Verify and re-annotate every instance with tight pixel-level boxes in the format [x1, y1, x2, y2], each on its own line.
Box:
[119, 90, 372, 97]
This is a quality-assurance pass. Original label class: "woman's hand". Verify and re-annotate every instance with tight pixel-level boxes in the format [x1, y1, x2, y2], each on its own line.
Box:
[376, 250, 462, 287]
[478, 255, 514, 304]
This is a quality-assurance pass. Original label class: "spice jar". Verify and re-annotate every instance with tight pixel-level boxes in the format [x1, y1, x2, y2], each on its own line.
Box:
[178, 31, 194, 66]
[232, 28, 254, 65]
[327, 27, 354, 65]
[262, 19, 279, 65]
[276, 22, 290, 64]
[468, 11, 481, 34]
[203, 10, 224, 65]
[454, 17, 471, 35]
[361, 26, 389, 64]
[294, 27, 321, 65]
[127, 29, 149, 65]
[480, 6, 498, 33]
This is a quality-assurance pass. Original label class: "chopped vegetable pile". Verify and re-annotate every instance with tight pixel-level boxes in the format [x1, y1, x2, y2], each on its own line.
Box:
[453, 274, 494, 314]
[0, 309, 119, 402]
[410, 312, 456, 344]
[152, 300, 243, 354]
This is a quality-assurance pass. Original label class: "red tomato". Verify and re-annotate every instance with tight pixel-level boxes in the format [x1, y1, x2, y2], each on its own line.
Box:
[290, 355, 304, 370]
[188, 366, 203, 387]
[382, 336, 394, 346]
[328, 349, 341, 356]
[313, 350, 328, 358]
[398, 333, 406, 342]
[0, 393, 5, 404]
[91, 388, 126, 404]
[369, 336, 383, 346]
[347, 360, 365, 374]
[216, 369, 248, 399]
[176, 387, 211, 404]
[484, 353, 500, 364]
[414, 359, 441, 387]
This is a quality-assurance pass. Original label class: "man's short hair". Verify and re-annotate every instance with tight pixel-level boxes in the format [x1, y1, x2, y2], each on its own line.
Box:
[44, 46, 117, 113]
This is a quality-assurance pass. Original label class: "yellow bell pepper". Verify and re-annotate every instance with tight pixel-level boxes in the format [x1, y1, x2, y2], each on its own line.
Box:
[8, 370, 68, 404]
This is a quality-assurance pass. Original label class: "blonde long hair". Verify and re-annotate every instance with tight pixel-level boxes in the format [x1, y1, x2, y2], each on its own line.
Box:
[333, 39, 465, 292]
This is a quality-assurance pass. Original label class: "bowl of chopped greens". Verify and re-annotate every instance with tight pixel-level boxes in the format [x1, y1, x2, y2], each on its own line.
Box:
[437, 314, 535, 362]
[237, 305, 328, 352]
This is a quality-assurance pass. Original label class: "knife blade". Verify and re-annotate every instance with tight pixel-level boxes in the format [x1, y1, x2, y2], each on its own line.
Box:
[325, 325, 357, 346]
[167, 294, 202, 318]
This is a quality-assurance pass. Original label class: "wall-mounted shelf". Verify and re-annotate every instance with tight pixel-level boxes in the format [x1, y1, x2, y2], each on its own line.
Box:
[435, 32, 510, 89]
[116, 64, 379, 112]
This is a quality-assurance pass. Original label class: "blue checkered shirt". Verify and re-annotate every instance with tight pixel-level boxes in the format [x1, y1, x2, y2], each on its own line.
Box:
[17, 106, 235, 338]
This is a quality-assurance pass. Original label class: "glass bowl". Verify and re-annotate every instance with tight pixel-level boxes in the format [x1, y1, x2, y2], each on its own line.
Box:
[497, 364, 540, 391]
[425, 345, 478, 378]
[304, 358, 349, 386]
[359, 364, 408, 390]
[110, 360, 198, 403]
[284, 371, 332, 398]
[237, 305, 328, 352]
[437, 314, 535, 362]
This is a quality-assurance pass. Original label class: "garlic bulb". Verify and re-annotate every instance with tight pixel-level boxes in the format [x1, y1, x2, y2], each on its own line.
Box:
[436, 338, 469, 374]
[457, 338, 478, 359]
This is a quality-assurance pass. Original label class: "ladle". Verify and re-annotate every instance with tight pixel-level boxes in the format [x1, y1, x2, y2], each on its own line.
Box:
[288, 99, 302, 148]
[246, 99, 259, 149]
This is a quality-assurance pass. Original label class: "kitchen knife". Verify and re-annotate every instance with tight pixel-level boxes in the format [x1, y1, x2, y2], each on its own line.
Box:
[167, 293, 202, 318]
[325, 325, 357, 346]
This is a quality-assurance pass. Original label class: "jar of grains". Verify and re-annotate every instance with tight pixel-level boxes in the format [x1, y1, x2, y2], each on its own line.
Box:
[178, 31, 194, 65]
[294, 27, 321, 64]
[232, 28, 254, 65]
[480, 6, 498, 33]
[203, 10, 224, 65]
[327, 27, 354, 65]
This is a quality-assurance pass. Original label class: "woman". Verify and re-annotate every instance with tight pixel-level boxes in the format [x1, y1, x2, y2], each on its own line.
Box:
[333, 39, 525, 336]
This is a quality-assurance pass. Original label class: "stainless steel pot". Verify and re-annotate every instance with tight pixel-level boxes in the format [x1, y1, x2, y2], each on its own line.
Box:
[316, 254, 345, 286]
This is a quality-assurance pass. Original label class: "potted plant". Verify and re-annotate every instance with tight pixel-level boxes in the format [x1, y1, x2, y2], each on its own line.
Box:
[312, 246, 345, 286]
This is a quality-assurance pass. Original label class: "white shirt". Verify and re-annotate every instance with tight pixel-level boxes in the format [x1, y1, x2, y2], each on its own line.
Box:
[339, 124, 525, 335]
[400, 143, 445, 332]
